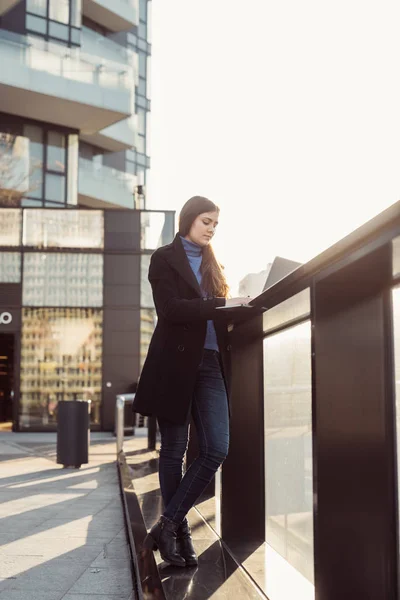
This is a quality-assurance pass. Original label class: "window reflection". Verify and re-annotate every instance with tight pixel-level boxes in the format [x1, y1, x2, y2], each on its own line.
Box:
[0, 209, 21, 246]
[20, 308, 102, 428]
[26, 0, 47, 17]
[0, 122, 74, 206]
[23, 209, 104, 248]
[0, 252, 21, 282]
[47, 131, 66, 173]
[49, 0, 70, 24]
[264, 321, 314, 594]
[23, 253, 103, 307]
[24, 125, 44, 200]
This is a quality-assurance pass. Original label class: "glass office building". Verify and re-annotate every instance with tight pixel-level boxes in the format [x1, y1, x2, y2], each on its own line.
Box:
[0, 1, 174, 431]
[0, 208, 174, 431]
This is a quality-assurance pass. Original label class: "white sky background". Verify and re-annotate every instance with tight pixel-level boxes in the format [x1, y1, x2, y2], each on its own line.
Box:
[147, 1, 400, 295]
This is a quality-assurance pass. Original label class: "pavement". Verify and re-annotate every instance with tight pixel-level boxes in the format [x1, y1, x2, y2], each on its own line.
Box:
[0, 430, 136, 600]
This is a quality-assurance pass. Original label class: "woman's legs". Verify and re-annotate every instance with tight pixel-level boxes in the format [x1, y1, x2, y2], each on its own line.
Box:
[163, 350, 229, 524]
[157, 417, 190, 509]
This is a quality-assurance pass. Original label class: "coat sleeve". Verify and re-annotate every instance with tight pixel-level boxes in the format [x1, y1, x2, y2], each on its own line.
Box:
[149, 252, 226, 323]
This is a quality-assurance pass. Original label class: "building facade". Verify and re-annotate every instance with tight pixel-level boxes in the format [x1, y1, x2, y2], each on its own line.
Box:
[0, 208, 174, 431]
[0, 1, 172, 431]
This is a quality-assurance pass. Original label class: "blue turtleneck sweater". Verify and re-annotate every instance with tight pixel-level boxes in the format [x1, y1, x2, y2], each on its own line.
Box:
[180, 236, 219, 352]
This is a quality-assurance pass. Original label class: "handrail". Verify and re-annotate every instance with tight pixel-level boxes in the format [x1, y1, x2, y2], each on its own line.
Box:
[251, 200, 400, 314]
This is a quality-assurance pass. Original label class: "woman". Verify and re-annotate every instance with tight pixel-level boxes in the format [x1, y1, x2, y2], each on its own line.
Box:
[133, 196, 253, 567]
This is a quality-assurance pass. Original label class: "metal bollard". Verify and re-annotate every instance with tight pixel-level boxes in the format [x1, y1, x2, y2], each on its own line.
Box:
[115, 395, 125, 455]
[115, 393, 136, 455]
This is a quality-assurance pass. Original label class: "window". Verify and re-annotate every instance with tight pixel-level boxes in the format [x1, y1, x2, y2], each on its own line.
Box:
[26, 0, 81, 46]
[20, 307, 103, 428]
[49, 0, 70, 24]
[22, 209, 104, 249]
[0, 123, 79, 207]
[0, 210, 21, 246]
[26, 0, 47, 17]
[0, 253, 21, 282]
[23, 253, 103, 307]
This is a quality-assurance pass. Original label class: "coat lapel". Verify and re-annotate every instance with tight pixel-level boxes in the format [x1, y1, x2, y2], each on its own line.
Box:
[164, 234, 202, 297]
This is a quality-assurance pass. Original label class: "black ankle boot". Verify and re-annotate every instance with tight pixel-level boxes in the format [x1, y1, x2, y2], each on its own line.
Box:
[176, 518, 198, 567]
[143, 516, 186, 567]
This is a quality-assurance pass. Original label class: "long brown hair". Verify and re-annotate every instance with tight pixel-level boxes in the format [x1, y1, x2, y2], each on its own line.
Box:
[179, 196, 230, 298]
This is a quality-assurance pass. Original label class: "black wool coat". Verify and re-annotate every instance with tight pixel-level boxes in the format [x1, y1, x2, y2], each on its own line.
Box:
[132, 234, 234, 425]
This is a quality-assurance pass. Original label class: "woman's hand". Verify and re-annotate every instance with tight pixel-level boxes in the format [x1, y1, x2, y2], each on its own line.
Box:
[225, 297, 254, 307]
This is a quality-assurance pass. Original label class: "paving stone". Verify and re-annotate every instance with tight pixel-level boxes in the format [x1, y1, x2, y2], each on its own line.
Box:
[2, 559, 88, 593]
[67, 567, 133, 596]
[0, 589, 65, 599]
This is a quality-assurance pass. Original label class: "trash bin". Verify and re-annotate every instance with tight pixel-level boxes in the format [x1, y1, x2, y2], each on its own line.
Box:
[57, 399, 91, 468]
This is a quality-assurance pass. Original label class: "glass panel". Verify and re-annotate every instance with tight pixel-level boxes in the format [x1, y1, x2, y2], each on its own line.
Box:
[67, 134, 78, 205]
[70, 27, 81, 45]
[49, 0, 69, 24]
[26, 0, 47, 17]
[23, 209, 104, 248]
[0, 252, 21, 282]
[47, 131, 66, 173]
[393, 236, 400, 277]
[136, 135, 145, 154]
[137, 152, 146, 167]
[49, 21, 69, 41]
[45, 173, 65, 203]
[0, 133, 30, 205]
[0, 209, 21, 246]
[19, 308, 103, 428]
[138, 78, 146, 97]
[141, 255, 154, 308]
[126, 148, 136, 162]
[23, 253, 103, 307]
[138, 38, 147, 52]
[21, 199, 43, 207]
[138, 21, 147, 40]
[24, 125, 44, 200]
[263, 289, 311, 333]
[26, 14, 47, 34]
[71, 0, 82, 27]
[264, 321, 314, 598]
[139, 51, 146, 77]
[141, 212, 174, 250]
[139, 0, 147, 21]
[140, 308, 156, 370]
[138, 109, 146, 135]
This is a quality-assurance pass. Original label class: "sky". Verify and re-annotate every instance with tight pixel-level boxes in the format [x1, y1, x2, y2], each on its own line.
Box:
[147, 0, 400, 294]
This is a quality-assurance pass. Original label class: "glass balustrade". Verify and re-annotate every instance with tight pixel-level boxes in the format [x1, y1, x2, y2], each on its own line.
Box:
[0, 28, 132, 90]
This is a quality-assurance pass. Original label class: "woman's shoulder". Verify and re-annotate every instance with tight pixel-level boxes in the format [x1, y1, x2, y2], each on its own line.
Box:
[152, 236, 178, 261]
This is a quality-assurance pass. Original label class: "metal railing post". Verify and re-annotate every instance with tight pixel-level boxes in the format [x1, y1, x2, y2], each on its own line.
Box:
[115, 395, 125, 455]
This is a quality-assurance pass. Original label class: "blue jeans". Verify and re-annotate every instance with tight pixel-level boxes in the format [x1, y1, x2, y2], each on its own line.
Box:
[157, 349, 230, 524]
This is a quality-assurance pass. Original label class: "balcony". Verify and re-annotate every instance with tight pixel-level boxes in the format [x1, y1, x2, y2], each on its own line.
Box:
[79, 29, 137, 151]
[0, 0, 19, 15]
[78, 158, 136, 209]
[80, 26, 134, 66]
[0, 29, 132, 133]
[82, 0, 138, 33]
